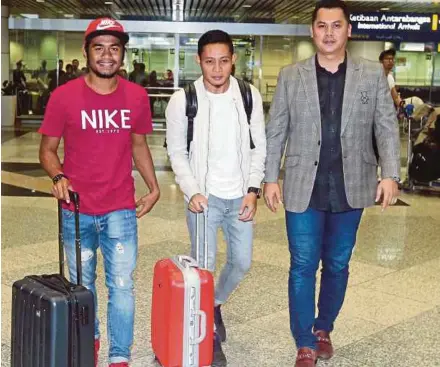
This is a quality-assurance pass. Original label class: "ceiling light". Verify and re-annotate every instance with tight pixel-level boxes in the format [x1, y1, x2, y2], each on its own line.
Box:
[380, 7, 390, 10]
[64, 14, 74, 18]
[20, 13, 39, 18]
[105, 1, 113, 4]
[242, 4, 251, 7]
[36, 0, 45, 3]
[115, 11, 123, 15]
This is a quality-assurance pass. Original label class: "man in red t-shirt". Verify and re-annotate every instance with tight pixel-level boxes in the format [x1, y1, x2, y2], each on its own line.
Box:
[39, 18, 160, 367]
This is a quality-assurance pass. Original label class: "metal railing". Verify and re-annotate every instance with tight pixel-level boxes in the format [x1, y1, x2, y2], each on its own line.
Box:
[145, 86, 181, 131]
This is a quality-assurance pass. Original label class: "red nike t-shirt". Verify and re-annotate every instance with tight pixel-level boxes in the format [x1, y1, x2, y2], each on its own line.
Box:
[39, 76, 153, 215]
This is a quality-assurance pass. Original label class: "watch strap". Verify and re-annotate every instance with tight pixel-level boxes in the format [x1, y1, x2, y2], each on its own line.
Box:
[52, 173, 68, 184]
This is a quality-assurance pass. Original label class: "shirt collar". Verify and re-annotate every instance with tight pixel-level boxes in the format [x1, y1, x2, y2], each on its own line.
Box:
[315, 53, 347, 74]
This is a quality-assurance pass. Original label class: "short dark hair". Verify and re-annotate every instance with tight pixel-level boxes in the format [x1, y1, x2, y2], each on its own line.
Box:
[312, 0, 350, 24]
[379, 49, 396, 62]
[198, 30, 234, 57]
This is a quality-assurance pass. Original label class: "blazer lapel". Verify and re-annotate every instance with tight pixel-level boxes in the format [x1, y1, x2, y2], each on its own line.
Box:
[341, 55, 362, 135]
[298, 56, 321, 132]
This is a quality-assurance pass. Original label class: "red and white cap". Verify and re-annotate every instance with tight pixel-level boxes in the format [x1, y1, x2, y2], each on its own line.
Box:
[84, 18, 129, 44]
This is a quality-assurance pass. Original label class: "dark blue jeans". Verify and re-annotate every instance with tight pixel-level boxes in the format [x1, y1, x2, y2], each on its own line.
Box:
[285, 207, 363, 349]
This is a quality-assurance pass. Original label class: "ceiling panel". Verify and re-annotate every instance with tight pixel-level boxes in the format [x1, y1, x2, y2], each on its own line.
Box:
[3, 0, 440, 23]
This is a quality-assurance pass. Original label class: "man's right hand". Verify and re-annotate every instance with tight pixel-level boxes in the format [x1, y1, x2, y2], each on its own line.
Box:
[188, 193, 208, 213]
[263, 183, 283, 213]
[51, 177, 73, 204]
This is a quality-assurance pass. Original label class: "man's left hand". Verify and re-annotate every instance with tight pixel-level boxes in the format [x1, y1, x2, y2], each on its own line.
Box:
[375, 178, 399, 211]
[136, 190, 160, 218]
[239, 193, 257, 222]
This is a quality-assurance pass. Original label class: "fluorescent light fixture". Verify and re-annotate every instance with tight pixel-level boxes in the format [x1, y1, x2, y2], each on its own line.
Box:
[115, 11, 123, 15]
[380, 7, 390, 11]
[400, 42, 424, 52]
[36, 0, 45, 3]
[64, 14, 74, 18]
[242, 4, 252, 7]
[105, 1, 113, 4]
[20, 13, 39, 18]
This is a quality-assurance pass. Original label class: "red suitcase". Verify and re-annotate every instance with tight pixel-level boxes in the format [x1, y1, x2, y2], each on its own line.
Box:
[151, 208, 214, 367]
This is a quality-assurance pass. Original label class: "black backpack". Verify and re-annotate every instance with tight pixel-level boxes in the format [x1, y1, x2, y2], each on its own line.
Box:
[184, 79, 255, 152]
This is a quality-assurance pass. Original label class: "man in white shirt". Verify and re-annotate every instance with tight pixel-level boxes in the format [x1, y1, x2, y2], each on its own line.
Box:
[379, 49, 402, 107]
[166, 30, 267, 366]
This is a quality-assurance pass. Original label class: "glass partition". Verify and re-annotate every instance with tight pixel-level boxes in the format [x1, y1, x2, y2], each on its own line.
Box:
[9, 30, 61, 117]
[395, 51, 434, 86]
[8, 27, 439, 121]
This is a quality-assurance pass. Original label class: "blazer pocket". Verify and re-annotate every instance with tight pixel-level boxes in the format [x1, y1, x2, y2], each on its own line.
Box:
[284, 155, 300, 167]
[362, 150, 378, 166]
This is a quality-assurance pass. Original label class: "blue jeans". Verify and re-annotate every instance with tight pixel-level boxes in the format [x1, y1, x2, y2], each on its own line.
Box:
[62, 208, 138, 364]
[186, 194, 253, 305]
[285, 207, 363, 349]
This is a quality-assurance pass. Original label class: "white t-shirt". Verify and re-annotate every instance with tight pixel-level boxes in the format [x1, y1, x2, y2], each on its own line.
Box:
[387, 73, 396, 89]
[206, 86, 244, 200]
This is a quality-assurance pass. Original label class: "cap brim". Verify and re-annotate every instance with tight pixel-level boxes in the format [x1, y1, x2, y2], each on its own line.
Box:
[85, 30, 129, 45]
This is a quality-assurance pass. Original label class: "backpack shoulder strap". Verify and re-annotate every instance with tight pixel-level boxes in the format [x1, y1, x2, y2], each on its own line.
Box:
[236, 78, 255, 149]
[184, 82, 198, 152]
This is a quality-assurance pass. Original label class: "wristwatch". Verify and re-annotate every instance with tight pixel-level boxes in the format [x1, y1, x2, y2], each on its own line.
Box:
[388, 176, 401, 183]
[247, 187, 262, 199]
[52, 173, 68, 184]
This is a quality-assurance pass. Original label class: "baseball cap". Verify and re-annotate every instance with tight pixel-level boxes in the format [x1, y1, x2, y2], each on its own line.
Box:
[84, 18, 129, 45]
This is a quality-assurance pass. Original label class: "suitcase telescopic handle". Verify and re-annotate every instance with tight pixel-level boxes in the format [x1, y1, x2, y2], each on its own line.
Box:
[195, 204, 208, 269]
[58, 191, 83, 286]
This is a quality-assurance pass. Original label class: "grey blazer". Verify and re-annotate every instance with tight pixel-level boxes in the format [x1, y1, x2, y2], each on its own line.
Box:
[265, 54, 400, 213]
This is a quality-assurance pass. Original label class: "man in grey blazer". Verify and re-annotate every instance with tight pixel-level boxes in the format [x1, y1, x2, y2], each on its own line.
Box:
[263, 1, 400, 366]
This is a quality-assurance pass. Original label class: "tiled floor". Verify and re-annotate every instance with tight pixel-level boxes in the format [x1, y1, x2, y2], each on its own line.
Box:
[2, 127, 440, 366]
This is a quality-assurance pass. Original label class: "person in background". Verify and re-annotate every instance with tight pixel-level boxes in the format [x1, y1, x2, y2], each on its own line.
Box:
[48, 60, 66, 91]
[264, 1, 400, 366]
[162, 69, 174, 87]
[72, 59, 81, 77]
[13, 60, 27, 90]
[118, 68, 128, 79]
[379, 49, 402, 108]
[64, 64, 77, 82]
[33, 60, 49, 84]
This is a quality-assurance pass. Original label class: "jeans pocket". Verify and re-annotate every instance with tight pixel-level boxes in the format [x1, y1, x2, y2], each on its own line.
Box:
[107, 210, 137, 239]
[62, 209, 75, 220]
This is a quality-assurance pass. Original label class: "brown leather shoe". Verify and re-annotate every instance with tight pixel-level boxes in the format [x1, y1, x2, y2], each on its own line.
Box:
[314, 330, 334, 360]
[295, 347, 317, 367]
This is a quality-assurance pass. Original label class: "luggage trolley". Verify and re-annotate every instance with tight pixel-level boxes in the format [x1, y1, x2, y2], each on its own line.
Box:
[401, 104, 440, 192]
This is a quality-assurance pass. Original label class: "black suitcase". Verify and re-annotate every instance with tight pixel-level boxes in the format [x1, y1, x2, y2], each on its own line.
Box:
[11, 192, 95, 367]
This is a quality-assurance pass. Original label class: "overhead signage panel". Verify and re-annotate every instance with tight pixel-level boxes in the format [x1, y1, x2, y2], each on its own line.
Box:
[350, 12, 439, 42]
